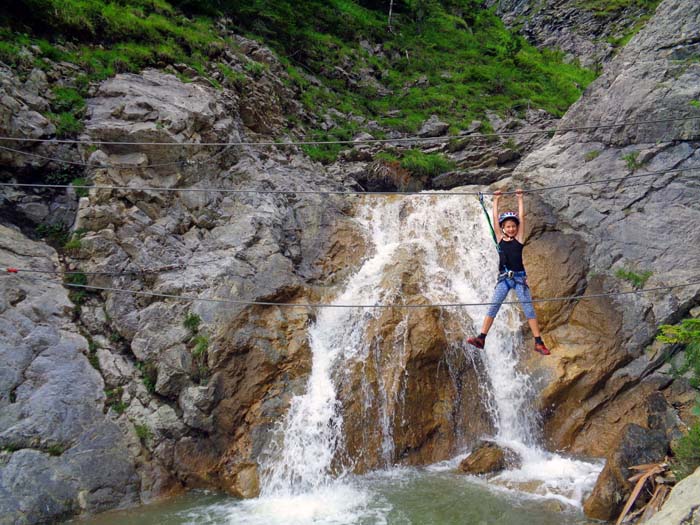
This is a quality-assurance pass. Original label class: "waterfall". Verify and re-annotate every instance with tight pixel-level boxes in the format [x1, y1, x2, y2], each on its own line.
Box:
[259, 193, 600, 506]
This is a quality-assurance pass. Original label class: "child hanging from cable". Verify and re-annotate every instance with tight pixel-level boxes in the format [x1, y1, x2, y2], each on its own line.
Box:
[467, 189, 550, 355]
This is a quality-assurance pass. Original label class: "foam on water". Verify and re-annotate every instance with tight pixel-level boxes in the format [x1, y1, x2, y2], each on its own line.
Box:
[223, 483, 389, 525]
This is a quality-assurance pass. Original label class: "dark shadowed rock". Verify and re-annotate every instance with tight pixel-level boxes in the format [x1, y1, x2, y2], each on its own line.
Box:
[583, 423, 668, 521]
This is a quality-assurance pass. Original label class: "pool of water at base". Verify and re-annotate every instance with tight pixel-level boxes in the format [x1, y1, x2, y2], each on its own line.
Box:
[72, 465, 593, 525]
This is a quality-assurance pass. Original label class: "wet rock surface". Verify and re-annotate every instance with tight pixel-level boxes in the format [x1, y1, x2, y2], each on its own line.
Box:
[458, 441, 521, 475]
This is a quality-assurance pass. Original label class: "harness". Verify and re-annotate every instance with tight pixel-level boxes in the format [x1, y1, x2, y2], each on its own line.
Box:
[497, 270, 528, 290]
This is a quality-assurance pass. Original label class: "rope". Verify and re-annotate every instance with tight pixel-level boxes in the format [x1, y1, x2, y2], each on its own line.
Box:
[0, 115, 697, 148]
[478, 192, 500, 252]
[7, 272, 700, 309]
[1, 165, 697, 197]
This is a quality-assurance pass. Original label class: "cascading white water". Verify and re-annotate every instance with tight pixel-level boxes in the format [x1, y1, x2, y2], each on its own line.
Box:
[259, 193, 600, 512]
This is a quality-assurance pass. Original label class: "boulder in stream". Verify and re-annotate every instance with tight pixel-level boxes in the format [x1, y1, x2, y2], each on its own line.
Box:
[458, 441, 522, 475]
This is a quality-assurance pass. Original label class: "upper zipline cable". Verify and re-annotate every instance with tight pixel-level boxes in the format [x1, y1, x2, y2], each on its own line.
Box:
[5, 272, 700, 309]
[0, 115, 697, 149]
[1, 165, 697, 197]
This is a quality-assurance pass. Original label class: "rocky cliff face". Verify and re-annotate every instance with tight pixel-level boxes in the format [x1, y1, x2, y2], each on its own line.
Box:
[486, 0, 662, 68]
[0, 225, 140, 525]
[512, 0, 700, 459]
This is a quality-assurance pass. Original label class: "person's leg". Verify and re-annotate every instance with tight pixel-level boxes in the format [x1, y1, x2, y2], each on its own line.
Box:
[468, 280, 509, 349]
[514, 282, 550, 355]
[527, 318, 541, 338]
[480, 315, 495, 335]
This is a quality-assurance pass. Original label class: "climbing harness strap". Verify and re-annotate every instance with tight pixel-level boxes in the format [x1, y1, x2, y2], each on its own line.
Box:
[497, 270, 528, 290]
[478, 193, 500, 253]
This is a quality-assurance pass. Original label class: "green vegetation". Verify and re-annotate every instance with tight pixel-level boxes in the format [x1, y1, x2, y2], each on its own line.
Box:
[191, 334, 210, 384]
[105, 387, 128, 414]
[63, 237, 82, 253]
[584, 150, 601, 162]
[622, 151, 643, 171]
[46, 443, 66, 456]
[64, 270, 89, 306]
[274, 0, 595, 161]
[657, 318, 700, 480]
[583, 0, 661, 17]
[184, 311, 210, 384]
[584, 0, 661, 49]
[183, 312, 202, 334]
[48, 86, 86, 137]
[2, 1, 223, 83]
[45, 171, 75, 185]
[400, 149, 455, 178]
[82, 331, 101, 370]
[192, 334, 209, 358]
[135, 360, 158, 394]
[64, 228, 86, 253]
[615, 268, 652, 288]
[71, 178, 91, 198]
[87, 351, 100, 370]
[134, 423, 153, 442]
[35, 223, 70, 247]
[376, 148, 455, 178]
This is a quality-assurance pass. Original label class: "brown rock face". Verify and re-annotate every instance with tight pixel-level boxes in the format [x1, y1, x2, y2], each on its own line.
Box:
[533, 277, 626, 452]
[337, 245, 492, 472]
[523, 231, 587, 332]
[459, 441, 521, 475]
[222, 463, 261, 499]
[166, 286, 314, 496]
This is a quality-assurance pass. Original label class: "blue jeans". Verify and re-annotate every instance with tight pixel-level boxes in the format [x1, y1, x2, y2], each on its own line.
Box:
[486, 272, 536, 319]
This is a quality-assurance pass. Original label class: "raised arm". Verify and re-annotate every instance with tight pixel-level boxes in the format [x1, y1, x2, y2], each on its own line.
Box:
[516, 189, 525, 243]
[493, 190, 502, 242]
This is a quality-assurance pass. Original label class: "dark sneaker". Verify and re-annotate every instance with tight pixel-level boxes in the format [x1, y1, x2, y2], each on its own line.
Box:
[534, 342, 551, 355]
[467, 336, 485, 350]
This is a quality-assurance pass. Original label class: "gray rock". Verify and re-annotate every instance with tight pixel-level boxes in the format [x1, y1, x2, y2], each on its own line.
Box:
[178, 385, 214, 432]
[16, 201, 49, 223]
[155, 345, 192, 398]
[0, 225, 140, 525]
[516, 0, 700, 453]
[418, 114, 449, 137]
[97, 349, 136, 388]
[487, 0, 662, 67]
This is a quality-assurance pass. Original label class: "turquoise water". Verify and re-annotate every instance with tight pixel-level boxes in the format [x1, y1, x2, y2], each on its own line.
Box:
[73, 465, 591, 525]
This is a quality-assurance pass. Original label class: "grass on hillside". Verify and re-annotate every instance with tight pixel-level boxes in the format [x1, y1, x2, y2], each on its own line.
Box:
[2, 0, 596, 157]
[226, 1, 596, 161]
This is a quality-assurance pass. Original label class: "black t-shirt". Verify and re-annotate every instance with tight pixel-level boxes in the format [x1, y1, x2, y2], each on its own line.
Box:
[498, 238, 525, 272]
